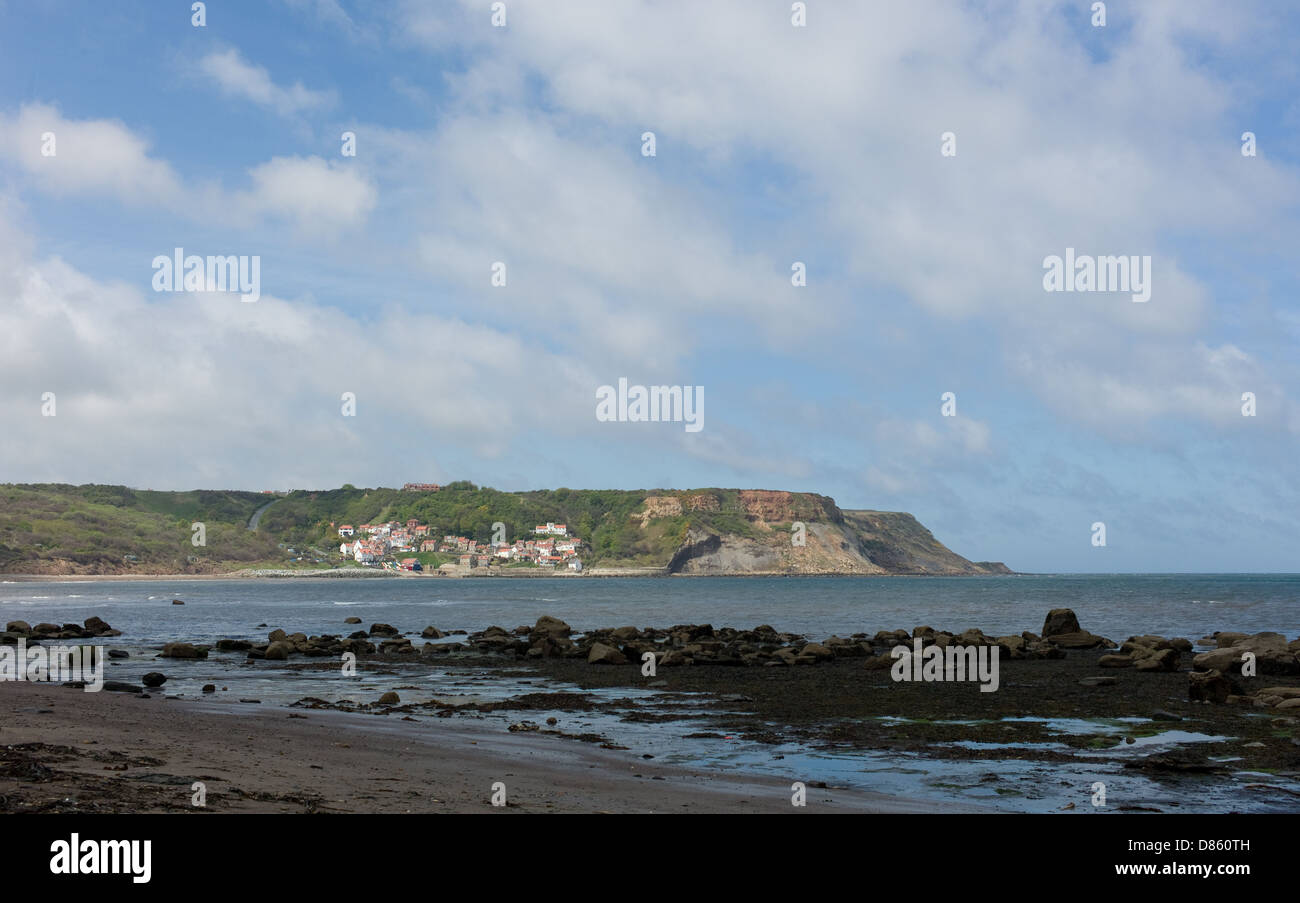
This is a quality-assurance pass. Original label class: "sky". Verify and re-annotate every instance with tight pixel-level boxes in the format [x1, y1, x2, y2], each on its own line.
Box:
[0, 0, 1297, 573]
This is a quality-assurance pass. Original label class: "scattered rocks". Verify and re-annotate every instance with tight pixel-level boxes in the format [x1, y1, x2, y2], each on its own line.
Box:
[1193, 633, 1299, 676]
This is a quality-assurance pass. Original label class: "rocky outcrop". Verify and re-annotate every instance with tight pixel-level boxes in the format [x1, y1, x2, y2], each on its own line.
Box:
[1192, 633, 1299, 675]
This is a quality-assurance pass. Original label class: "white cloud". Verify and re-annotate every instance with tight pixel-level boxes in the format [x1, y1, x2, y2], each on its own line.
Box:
[237, 156, 377, 237]
[0, 103, 183, 206]
[197, 48, 336, 117]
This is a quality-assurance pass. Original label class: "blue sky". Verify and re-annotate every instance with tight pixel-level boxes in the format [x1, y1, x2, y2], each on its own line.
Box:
[1, 0, 1297, 573]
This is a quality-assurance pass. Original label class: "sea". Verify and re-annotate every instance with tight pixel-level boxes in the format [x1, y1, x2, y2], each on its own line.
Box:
[3, 573, 1298, 813]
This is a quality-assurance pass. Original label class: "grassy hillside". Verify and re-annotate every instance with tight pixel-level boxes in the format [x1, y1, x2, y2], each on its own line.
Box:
[0, 483, 1009, 575]
[0, 484, 281, 573]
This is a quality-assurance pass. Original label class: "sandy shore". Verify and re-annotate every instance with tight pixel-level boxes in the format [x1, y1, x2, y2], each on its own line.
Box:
[0, 681, 962, 814]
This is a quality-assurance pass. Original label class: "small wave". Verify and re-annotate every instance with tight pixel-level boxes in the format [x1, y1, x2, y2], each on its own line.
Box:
[332, 601, 362, 606]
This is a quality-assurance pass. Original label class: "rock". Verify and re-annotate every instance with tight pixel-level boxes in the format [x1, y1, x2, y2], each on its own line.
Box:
[141, 672, 166, 687]
[1151, 709, 1182, 721]
[377, 692, 400, 705]
[1188, 669, 1239, 704]
[107, 649, 129, 659]
[996, 635, 1026, 657]
[172, 599, 185, 605]
[420, 626, 444, 639]
[1276, 698, 1300, 711]
[588, 642, 628, 665]
[268, 628, 288, 643]
[1042, 608, 1081, 637]
[344, 616, 362, 624]
[1215, 632, 1250, 648]
[1134, 648, 1182, 672]
[1046, 630, 1113, 650]
[83, 616, 117, 636]
[1078, 676, 1116, 687]
[202, 684, 216, 693]
[1257, 687, 1300, 699]
[5, 620, 31, 634]
[101, 681, 145, 693]
[1194, 633, 1299, 675]
[508, 721, 540, 732]
[1098, 654, 1133, 668]
[264, 641, 292, 660]
[798, 642, 834, 662]
[160, 642, 206, 659]
[532, 616, 572, 638]
[215, 639, 252, 651]
[369, 623, 400, 637]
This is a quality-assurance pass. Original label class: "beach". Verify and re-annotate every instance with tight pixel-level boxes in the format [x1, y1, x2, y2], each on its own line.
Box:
[0, 680, 956, 814]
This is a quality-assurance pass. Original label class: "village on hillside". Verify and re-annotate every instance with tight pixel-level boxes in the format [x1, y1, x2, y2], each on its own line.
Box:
[336, 519, 583, 573]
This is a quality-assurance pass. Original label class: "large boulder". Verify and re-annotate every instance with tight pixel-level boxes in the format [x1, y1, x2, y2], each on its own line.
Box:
[368, 623, 400, 637]
[532, 616, 572, 638]
[1188, 669, 1239, 704]
[1042, 609, 1081, 637]
[142, 672, 167, 688]
[587, 642, 628, 665]
[264, 641, 292, 660]
[5, 620, 31, 634]
[83, 616, 117, 636]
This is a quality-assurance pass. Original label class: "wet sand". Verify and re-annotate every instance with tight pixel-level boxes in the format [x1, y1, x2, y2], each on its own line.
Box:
[0, 681, 964, 813]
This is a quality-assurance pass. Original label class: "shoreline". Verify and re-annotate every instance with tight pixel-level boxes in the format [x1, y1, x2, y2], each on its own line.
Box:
[1, 569, 1025, 582]
[0, 681, 965, 813]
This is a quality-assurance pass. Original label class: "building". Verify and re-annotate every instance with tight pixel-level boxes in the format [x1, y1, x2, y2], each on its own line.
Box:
[568, 558, 582, 572]
[338, 525, 355, 537]
[403, 483, 441, 492]
[534, 523, 567, 536]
